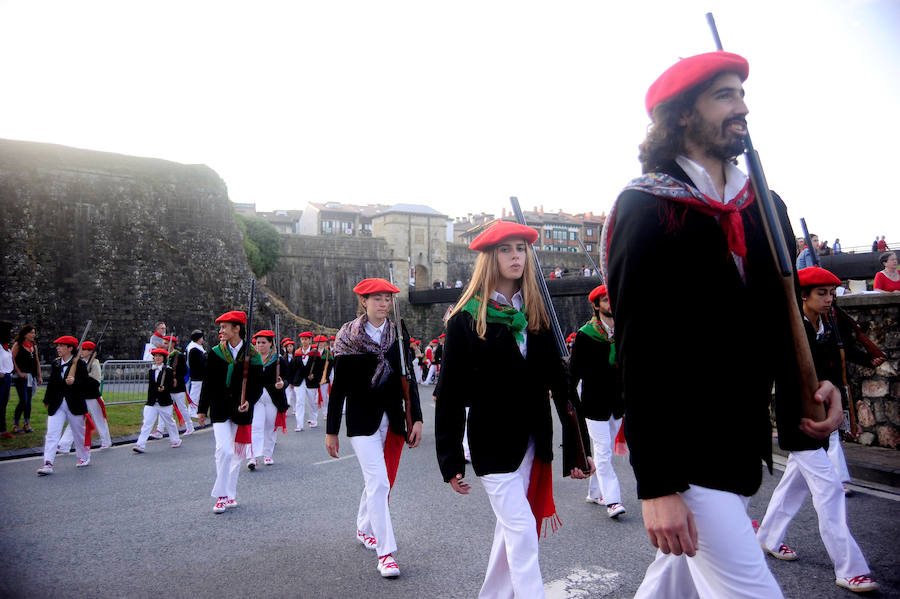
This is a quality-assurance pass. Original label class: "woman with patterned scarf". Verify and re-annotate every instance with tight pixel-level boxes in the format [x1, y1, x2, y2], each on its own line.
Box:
[325, 278, 423, 579]
[435, 220, 594, 599]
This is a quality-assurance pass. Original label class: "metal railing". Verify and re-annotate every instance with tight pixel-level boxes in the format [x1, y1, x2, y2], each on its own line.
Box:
[99, 360, 151, 405]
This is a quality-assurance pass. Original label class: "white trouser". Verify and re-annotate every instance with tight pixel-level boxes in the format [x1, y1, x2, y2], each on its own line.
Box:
[43, 402, 89, 464]
[211, 420, 242, 499]
[827, 430, 850, 483]
[478, 439, 542, 599]
[424, 364, 437, 385]
[137, 404, 180, 448]
[59, 398, 111, 451]
[251, 391, 278, 459]
[585, 416, 622, 505]
[757, 449, 869, 578]
[188, 381, 202, 418]
[293, 383, 313, 428]
[285, 384, 297, 415]
[412, 359, 422, 383]
[304, 384, 320, 426]
[350, 413, 397, 557]
[170, 392, 194, 432]
[462, 407, 471, 461]
[634, 485, 783, 599]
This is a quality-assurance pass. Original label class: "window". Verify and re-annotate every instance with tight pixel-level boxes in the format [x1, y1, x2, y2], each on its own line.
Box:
[545, 230, 553, 239]
[569, 231, 577, 241]
[586, 243, 593, 252]
[321, 220, 334, 234]
[341, 221, 354, 234]
[586, 228, 594, 236]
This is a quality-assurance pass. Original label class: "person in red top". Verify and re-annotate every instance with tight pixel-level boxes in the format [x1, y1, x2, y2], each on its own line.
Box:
[873, 251, 900, 292]
[876, 236, 888, 252]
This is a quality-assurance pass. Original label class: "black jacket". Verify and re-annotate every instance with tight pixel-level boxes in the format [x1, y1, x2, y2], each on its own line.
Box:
[168, 351, 187, 393]
[44, 358, 88, 416]
[187, 346, 206, 382]
[291, 351, 316, 387]
[326, 338, 423, 438]
[198, 341, 264, 425]
[147, 366, 175, 407]
[435, 310, 592, 482]
[260, 356, 290, 413]
[606, 160, 800, 500]
[569, 329, 624, 421]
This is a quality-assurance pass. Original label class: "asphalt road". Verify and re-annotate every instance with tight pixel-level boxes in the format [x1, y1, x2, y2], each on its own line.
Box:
[1, 386, 898, 598]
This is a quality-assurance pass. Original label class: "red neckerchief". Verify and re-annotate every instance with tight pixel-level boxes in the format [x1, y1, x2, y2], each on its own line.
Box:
[21, 340, 35, 351]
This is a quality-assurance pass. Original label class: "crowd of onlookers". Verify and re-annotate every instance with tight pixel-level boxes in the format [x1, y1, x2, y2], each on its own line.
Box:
[795, 234, 897, 293]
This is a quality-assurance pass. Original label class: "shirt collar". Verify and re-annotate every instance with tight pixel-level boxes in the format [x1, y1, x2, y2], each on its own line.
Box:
[675, 155, 748, 204]
[491, 289, 524, 312]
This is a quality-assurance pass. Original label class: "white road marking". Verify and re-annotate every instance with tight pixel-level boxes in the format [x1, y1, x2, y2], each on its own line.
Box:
[312, 454, 356, 465]
[544, 566, 622, 598]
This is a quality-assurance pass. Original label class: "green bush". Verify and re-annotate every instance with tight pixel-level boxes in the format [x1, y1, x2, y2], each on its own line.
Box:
[235, 214, 281, 277]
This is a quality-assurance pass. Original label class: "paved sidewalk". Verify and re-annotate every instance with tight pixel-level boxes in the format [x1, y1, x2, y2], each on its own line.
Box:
[773, 439, 900, 489]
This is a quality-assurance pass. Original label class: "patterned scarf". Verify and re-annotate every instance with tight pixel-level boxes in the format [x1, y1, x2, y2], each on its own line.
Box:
[333, 314, 396, 388]
[623, 172, 755, 258]
[461, 296, 528, 343]
[579, 317, 616, 365]
[210, 341, 262, 386]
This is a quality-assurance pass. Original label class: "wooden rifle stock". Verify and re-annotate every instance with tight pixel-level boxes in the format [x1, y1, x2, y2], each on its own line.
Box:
[389, 264, 415, 440]
[707, 14, 823, 422]
[240, 279, 256, 412]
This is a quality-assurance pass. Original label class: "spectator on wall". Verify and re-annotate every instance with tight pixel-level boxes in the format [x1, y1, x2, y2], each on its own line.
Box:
[877, 236, 888, 251]
[796, 234, 818, 269]
[833, 238, 842, 254]
[873, 251, 900, 293]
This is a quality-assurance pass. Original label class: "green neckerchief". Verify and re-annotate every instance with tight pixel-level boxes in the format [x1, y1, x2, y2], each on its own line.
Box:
[321, 347, 333, 361]
[461, 295, 528, 343]
[166, 348, 182, 368]
[211, 341, 263, 386]
[260, 350, 279, 368]
[579, 317, 616, 365]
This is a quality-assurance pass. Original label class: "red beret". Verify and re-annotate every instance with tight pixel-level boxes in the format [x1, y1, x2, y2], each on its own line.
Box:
[469, 220, 539, 252]
[588, 285, 608, 303]
[798, 266, 841, 288]
[431, 339, 439, 344]
[646, 51, 749, 115]
[280, 337, 295, 347]
[53, 335, 78, 346]
[163, 335, 178, 343]
[439, 333, 446, 338]
[298, 332, 314, 338]
[329, 336, 335, 341]
[81, 341, 96, 350]
[215, 310, 247, 325]
[253, 330, 275, 340]
[353, 278, 400, 295]
[314, 334, 328, 342]
[150, 348, 169, 357]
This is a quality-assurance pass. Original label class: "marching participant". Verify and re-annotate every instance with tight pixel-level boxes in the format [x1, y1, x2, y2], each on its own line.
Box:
[312, 334, 332, 420]
[198, 310, 263, 513]
[281, 337, 298, 420]
[602, 51, 842, 598]
[422, 340, 438, 385]
[248, 330, 288, 469]
[58, 341, 111, 452]
[186, 330, 207, 420]
[292, 331, 318, 430]
[435, 220, 593, 598]
[756, 267, 879, 593]
[38, 335, 91, 474]
[166, 336, 195, 435]
[569, 285, 626, 518]
[325, 278, 423, 579]
[133, 348, 181, 453]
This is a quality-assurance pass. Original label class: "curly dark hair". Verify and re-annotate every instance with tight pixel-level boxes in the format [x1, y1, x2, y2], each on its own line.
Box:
[638, 78, 717, 173]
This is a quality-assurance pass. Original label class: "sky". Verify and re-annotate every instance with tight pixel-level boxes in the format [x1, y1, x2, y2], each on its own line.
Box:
[2, 0, 898, 249]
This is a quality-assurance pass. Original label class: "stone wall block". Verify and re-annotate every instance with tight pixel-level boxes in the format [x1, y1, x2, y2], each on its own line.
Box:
[876, 425, 899, 449]
[857, 400, 876, 427]
[861, 379, 889, 398]
[858, 432, 875, 446]
[872, 399, 886, 423]
[885, 400, 899, 427]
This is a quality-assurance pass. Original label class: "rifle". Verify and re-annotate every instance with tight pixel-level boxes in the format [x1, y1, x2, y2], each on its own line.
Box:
[66, 320, 93, 381]
[239, 280, 256, 412]
[86, 320, 110, 370]
[706, 14, 823, 422]
[274, 313, 281, 383]
[509, 196, 590, 472]
[577, 239, 600, 277]
[389, 263, 415, 442]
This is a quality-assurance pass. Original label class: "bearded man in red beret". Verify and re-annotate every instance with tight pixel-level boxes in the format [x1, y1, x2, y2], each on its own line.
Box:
[602, 51, 843, 598]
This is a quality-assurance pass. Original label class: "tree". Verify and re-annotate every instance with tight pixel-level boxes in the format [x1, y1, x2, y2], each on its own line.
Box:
[235, 214, 280, 277]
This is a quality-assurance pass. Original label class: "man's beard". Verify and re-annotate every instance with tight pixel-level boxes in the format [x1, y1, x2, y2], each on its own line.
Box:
[685, 112, 746, 161]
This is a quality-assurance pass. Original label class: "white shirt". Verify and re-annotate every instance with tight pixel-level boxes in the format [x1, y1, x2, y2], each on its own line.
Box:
[364, 319, 387, 345]
[59, 357, 73, 378]
[676, 154, 748, 280]
[228, 340, 243, 360]
[491, 289, 527, 358]
[0, 345, 13, 375]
